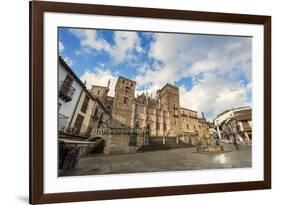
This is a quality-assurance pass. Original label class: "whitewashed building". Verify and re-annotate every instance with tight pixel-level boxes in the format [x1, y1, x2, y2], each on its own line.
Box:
[58, 56, 83, 131]
[213, 106, 251, 140]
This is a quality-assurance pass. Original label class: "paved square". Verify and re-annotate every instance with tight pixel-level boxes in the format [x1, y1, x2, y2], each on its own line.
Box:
[60, 144, 251, 176]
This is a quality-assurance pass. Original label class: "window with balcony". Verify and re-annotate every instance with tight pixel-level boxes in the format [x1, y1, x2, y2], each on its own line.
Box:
[59, 74, 75, 102]
[81, 95, 90, 113]
[73, 114, 84, 134]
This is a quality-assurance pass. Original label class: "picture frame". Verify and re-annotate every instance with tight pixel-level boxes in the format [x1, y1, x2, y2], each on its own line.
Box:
[30, 0, 271, 204]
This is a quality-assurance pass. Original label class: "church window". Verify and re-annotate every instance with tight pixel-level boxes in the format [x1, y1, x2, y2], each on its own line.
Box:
[156, 122, 160, 129]
[124, 97, 127, 104]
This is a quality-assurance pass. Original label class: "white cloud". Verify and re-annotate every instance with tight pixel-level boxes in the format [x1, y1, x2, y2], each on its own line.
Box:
[179, 73, 251, 120]
[68, 29, 252, 120]
[70, 29, 111, 53]
[69, 29, 143, 63]
[59, 41, 64, 53]
[62, 56, 74, 67]
[80, 67, 117, 97]
[134, 33, 252, 120]
[109, 31, 143, 63]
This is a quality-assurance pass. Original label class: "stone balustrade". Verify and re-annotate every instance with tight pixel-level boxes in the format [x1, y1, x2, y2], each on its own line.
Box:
[90, 128, 145, 136]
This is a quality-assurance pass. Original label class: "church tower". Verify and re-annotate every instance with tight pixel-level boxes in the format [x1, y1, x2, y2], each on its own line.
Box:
[158, 83, 183, 136]
[111, 76, 136, 126]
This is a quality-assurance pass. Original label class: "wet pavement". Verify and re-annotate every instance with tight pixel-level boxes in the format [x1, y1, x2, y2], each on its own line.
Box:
[60, 144, 251, 176]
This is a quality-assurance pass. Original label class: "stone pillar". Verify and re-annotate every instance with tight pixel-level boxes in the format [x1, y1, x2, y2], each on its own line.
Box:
[216, 126, 222, 140]
[144, 105, 147, 127]
[130, 101, 136, 128]
[244, 132, 250, 141]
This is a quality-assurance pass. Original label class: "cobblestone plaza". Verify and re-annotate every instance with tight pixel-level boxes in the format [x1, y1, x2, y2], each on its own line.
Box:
[60, 144, 251, 176]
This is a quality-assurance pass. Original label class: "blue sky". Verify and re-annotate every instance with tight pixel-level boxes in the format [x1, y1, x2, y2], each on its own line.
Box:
[59, 27, 252, 120]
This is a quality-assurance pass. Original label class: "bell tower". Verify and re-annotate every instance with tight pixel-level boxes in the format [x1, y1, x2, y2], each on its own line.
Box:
[111, 76, 136, 126]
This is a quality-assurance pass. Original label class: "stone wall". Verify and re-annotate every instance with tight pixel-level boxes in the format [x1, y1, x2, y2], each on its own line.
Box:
[89, 128, 145, 155]
[104, 134, 144, 154]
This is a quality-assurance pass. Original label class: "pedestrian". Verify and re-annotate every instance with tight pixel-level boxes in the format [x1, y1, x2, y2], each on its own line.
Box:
[216, 139, 220, 146]
[233, 136, 239, 150]
[73, 148, 80, 169]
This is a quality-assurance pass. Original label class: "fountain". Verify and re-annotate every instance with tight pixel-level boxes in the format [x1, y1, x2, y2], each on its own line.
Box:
[196, 134, 224, 153]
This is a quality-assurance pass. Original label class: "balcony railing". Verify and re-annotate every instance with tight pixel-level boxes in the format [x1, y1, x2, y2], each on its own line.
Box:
[58, 113, 69, 131]
[59, 81, 76, 102]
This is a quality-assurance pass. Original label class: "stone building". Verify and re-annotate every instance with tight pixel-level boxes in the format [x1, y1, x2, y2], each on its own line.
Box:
[101, 76, 211, 141]
[58, 59, 211, 158]
[89, 84, 109, 105]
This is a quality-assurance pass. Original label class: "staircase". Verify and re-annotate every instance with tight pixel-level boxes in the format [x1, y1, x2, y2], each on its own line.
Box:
[138, 136, 194, 152]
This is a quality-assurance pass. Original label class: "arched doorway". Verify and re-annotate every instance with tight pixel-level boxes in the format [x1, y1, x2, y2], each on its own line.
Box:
[88, 137, 106, 153]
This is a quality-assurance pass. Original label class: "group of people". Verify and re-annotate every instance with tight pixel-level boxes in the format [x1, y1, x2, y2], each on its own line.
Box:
[215, 134, 252, 151]
[59, 144, 80, 171]
[232, 136, 252, 150]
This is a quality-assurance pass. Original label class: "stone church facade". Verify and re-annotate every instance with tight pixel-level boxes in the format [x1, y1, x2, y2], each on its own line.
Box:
[89, 76, 210, 140]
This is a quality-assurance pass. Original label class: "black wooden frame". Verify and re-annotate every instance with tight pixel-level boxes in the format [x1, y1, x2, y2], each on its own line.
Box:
[30, 1, 271, 204]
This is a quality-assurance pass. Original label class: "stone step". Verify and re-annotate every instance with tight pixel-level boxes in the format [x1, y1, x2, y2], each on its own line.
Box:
[138, 143, 194, 152]
[149, 137, 178, 145]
